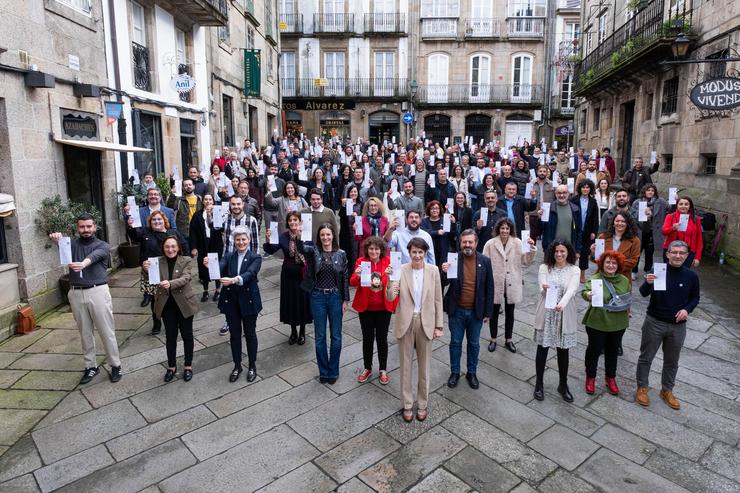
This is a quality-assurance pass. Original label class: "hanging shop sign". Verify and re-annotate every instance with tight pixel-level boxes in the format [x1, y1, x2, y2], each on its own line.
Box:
[282, 100, 356, 110]
[555, 125, 573, 136]
[243, 49, 261, 97]
[689, 77, 740, 111]
[61, 110, 99, 140]
[170, 74, 196, 94]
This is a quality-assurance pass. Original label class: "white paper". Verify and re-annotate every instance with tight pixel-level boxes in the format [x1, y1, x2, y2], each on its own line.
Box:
[638, 201, 648, 222]
[446, 198, 454, 213]
[428, 173, 436, 188]
[595, 238, 605, 260]
[360, 261, 371, 287]
[132, 169, 140, 185]
[495, 161, 502, 175]
[567, 177, 575, 194]
[446, 253, 459, 279]
[147, 257, 160, 285]
[521, 230, 531, 253]
[212, 205, 223, 228]
[591, 279, 604, 307]
[653, 263, 667, 291]
[591, 149, 597, 159]
[394, 210, 405, 231]
[479, 208, 488, 226]
[174, 179, 182, 197]
[678, 214, 689, 231]
[552, 170, 560, 187]
[298, 169, 308, 181]
[267, 175, 277, 192]
[650, 151, 657, 164]
[529, 169, 536, 181]
[126, 196, 137, 211]
[130, 207, 142, 228]
[301, 214, 313, 241]
[443, 213, 451, 232]
[390, 251, 402, 279]
[599, 157, 606, 171]
[207, 253, 221, 281]
[545, 282, 559, 309]
[345, 199, 354, 217]
[668, 187, 678, 205]
[569, 156, 576, 170]
[552, 140, 558, 149]
[540, 202, 551, 222]
[59, 236, 72, 265]
[269, 222, 279, 244]
[354, 217, 363, 236]
[525, 182, 534, 199]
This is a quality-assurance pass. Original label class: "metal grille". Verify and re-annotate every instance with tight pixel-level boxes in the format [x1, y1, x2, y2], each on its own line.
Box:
[464, 114, 491, 143]
[423, 114, 451, 145]
[660, 77, 679, 115]
[178, 64, 192, 103]
[132, 42, 151, 91]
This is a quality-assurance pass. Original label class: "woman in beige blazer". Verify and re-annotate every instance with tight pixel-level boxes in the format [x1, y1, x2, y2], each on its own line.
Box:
[148, 236, 198, 382]
[482, 218, 536, 353]
[387, 237, 444, 423]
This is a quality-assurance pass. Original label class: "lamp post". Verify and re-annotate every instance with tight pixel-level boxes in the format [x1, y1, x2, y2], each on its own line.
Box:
[408, 79, 418, 142]
[671, 32, 690, 60]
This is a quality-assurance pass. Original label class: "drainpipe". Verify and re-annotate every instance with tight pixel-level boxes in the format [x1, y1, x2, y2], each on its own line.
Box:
[108, 0, 129, 185]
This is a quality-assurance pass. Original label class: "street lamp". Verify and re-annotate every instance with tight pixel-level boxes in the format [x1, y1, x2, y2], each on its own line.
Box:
[671, 32, 691, 60]
[408, 79, 418, 140]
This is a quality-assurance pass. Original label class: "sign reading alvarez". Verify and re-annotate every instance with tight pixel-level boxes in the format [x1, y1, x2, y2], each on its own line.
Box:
[689, 77, 740, 111]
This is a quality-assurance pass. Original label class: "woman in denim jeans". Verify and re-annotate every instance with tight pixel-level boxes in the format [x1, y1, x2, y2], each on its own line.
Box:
[298, 223, 350, 384]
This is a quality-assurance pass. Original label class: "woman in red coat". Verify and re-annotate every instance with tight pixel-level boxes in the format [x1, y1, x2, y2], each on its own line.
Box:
[350, 236, 398, 385]
[662, 196, 702, 268]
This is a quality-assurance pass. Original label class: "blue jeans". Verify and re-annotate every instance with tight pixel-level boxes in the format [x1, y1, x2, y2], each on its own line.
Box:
[311, 290, 343, 379]
[448, 308, 483, 375]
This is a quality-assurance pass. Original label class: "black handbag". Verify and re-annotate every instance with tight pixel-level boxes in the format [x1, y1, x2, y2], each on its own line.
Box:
[602, 278, 632, 312]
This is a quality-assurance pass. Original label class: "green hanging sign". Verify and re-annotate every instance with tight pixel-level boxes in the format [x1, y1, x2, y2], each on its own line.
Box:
[243, 49, 261, 97]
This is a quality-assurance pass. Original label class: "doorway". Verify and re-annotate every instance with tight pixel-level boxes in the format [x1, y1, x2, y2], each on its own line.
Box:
[63, 145, 106, 240]
[180, 118, 197, 176]
[621, 101, 635, 174]
[369, 111, 400, 145]
[423, 114, 450, 145]
[465, 114, 491, 144]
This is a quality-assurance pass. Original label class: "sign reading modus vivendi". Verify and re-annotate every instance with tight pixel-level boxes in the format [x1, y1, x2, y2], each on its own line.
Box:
[689, 77, 740, 111]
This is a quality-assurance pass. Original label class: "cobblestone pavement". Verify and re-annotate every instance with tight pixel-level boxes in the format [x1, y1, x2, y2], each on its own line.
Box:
[0, 253, 738, 492]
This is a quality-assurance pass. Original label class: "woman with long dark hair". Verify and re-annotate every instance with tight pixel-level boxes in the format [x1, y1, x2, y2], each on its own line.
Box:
[451, 191, 473, 244]
[572, 179, 600, 283]
[594, 212, 641, 284]
[264, 181, 308, 235]
[189, 193, 224, 302]
[421, 200, 454, 273]
[594, 178, 615, 219]
[661, 196, 702, 268]
[339, 184, 363, 270]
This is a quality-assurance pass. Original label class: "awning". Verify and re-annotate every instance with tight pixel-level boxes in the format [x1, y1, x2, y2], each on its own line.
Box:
[54, 137, 152, 153]
[0, 193, 16, 218]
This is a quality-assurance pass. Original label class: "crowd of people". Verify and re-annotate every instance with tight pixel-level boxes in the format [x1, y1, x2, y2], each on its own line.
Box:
[50, 133, 703, 420]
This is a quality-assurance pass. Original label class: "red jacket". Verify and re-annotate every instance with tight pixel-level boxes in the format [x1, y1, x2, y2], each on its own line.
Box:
[350, 256, 398, 313]
[662, 211, 703, 261]
[357, 216, 389, 243]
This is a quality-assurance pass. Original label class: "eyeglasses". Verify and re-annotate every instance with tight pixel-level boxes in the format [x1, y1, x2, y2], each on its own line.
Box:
[667, 251, 689, 256]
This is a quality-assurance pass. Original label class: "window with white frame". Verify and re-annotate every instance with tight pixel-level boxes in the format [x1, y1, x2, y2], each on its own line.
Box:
[597, 14, 607, 44]
[131, 1, 146, 46]
[421, 0, 459, 17]
[247, 27, 255, 49]
[470, 54, 491, 100]
[281, 52, 296, 96]
[268, 50, 274, 80]
[374, 52, 395, 96]
[264, 0, 274, 33]
[565, 22, 580, 42]
[508, 0, 546, 17]
[427, 53, 449, 102]
[511, 53, 533, 102]
[56, 0, 92, 15]
[561, 75, 573, 108]
[324, 52, 346, 96]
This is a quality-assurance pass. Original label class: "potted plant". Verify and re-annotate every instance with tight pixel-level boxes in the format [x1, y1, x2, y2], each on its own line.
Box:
[113, 182, 146, 268]
[36, 196, 104, 302]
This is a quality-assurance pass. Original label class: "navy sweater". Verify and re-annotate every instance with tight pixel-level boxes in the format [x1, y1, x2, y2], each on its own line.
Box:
[639, 265, 700, 324]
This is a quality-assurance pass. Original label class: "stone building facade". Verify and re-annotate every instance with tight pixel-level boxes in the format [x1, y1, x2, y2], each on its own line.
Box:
[574, 0, 740, 259]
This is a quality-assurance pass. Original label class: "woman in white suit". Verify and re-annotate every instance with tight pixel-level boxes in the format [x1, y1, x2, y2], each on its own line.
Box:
[387, 237, 444, 423]
[533, 239, 581, 403]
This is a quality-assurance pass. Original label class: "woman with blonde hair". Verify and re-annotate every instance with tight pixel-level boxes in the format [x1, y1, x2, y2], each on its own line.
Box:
[357, 196, 389, 245]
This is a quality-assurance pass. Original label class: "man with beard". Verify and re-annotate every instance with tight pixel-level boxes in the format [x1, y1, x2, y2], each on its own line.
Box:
[442, 229, 494, 389]
[473, 190, 507, 252]
[167, 178, 202, 253]
[529, 164, 555, 242]
[387, 180, 424, 216]
[542, 185, 583, 252]
[384, 210, 435, 264]
[599, 189, 631, 233]
[576, 158, 609, 189]
[622, 156, 659, 201]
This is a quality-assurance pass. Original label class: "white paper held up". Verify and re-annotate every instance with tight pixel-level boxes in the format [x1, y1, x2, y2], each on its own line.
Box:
[545, 282, 559, 309]
[301, 214, 313, 241]
[147, 257, 161, 285]
[59, 237, 73, 265]
[446, 253, 458, 279]
[591, 279, 604, 307]
[653, 263, 667, 291]
[207, 253, 221, 281]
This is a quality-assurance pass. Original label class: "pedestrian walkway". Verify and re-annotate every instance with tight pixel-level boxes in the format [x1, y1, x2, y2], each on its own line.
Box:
[0, 255, 738, 492]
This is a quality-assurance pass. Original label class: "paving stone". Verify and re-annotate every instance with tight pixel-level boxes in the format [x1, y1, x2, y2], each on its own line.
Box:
[406, 468, 471, 492]
[0, 436, 42, 483]
[56, 439, 196, 493]
[106, 406, 216, 461]
[34, 391, 92, 430]
[161, 426, 319, 493]
[32, 399, 146, 463]
[590, 424, 656, 465]
[698, 336, 740, 364]
[33, 444, 115, 492]
[647, 394, 740, 446]
[193, 329, 229, 348]
[509, 482, 537, 493]
[182, 381, 336, 460]
[0, 474, 40, 492]
[372, 356, 457, 405]
[256, 462, 337, 493]
[438, 383, 554, 442]
[206, 375, 292, 418]
[0, 409, 46, 446]
[120, 340, 205, 374]
[118, 334, 163, 358]
[587, 394, 713, 460]
[279, 360, 319, 387]
[375, 395, 461, 444]
[0, 369, 27, 389]
[478, 350, 538, 382]
[113, 314, 151, 331]
[527, 395, 605, 436]
[174, 341, 234, 372]
[81, 364, 165, 409]
[336, 477, 375, 493]
[315, 428, 401, 483]
[290, 384, 400, 452]
[9, 353, 101, 371]
[672, 365, 740, 400]
[677, 348, 738, 389]
[686, 317, 714, 332]
[358, 426, 465, 492]
[130, 362, 251, 422]
[256, 339, 317, 377]
[11, 371, 80, 391]
[576, 448, 690, 492]
[0, 352, 23, 369]
[527, 425, 600, 471]
[0, 389, 67, 410]
[471, 359, 537, 404]
[538, 468, 600, 493]
[112, 297, 152, 315]
[699, 442, 740, 483]
[441, 411, 557, 482]
[444, 446, 521, 493]
[643, 447, 740, 493]
[0, 330, 52, 352]
[137, 486, 161, 493]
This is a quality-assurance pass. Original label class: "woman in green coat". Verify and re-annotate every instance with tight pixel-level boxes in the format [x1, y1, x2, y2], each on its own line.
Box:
[582, 250, 631, 396]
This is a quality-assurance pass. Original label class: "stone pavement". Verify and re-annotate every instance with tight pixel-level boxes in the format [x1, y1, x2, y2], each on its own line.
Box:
[0, 252, 738, 492]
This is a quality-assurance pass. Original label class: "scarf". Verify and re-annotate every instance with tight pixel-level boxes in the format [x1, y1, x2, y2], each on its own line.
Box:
[288, 233, 305, 266]
[367, 211, 382, 237]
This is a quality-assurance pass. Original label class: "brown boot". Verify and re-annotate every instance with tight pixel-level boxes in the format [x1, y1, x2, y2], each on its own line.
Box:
[660, 389, 681, 410]
[635, 386, 650, 406]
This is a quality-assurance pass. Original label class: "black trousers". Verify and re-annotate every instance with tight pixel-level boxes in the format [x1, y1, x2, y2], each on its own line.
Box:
[226, 313, 258, 368]
[358, 310, 391, 371]
[536, 345, 570, 385]
[633, 229, 654, 273]
[150, 302, 161, 331]
[161, 304, 194, 367]
[585, 327, 625, 378]
[491, 299, 515, 340]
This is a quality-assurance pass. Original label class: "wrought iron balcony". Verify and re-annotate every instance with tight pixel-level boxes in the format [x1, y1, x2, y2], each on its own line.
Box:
[313, 13, 355, 33]
[281, 78, 408, 98]
[464, 19, 502, 38]
[174, 0, 228, 26]
[279, 13, 302, 33]
[363, 13, 405, 34]
[421, 18, 458, 39]
[415, 83, 544, 106]
[506, 17, 544, 38]
[557, 0, 580, 10]
[132, 42, 151, 92]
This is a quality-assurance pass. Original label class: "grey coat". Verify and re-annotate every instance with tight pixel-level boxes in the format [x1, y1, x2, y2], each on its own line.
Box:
[630, 197, 668, 248]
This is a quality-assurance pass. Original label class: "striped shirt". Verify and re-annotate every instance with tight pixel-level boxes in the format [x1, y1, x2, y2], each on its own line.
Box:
[222, 213, 260, 255]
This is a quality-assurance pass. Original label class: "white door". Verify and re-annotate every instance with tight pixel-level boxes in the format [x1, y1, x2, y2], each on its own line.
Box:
[324, 0, 343, 31]
[469, 0, 492, 35]
[374, 52, 394, 96]
[325, 52, 345, 96]
[470, 54, 490, 102]
[512, 54, 532, 102]
[428, 54, 448, 103]
[374, 0, 393, 31]
[505, 121, 533, 148]
[281, 52, 296, 96]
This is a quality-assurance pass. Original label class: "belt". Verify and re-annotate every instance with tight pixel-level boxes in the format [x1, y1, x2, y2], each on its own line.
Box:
[313, 288, 339, 294]
[70, 282, 107, 290]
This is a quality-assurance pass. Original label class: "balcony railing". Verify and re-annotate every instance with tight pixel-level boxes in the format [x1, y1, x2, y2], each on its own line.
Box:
[313, 13, 355, 33]
[416, 84, 544, 105]
[506, 17, 544, 38]
[465, 19, 502, 38]
[279, 13, 302, 33]
[177, 0, 228, 26]
[363, 13, 405, 33]
[132, 42, 151, 91]
[281, 78, 408, 98]
[178, 64, 192, 102]
[421, 18, 457, 38]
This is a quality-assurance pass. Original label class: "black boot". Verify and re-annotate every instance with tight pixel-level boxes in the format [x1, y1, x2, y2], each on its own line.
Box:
[289, 326, 297, 345]
[533, 379, 544, 400]
[297, 325, 306, 345]
[558, 382, 574, 402]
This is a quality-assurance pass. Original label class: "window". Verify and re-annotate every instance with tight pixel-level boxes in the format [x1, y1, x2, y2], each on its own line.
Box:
[593, 107, 601, 131]
[264, 0, 274, 33]
[268, 50, 274, 80]
[427, 53, 449, 103]
[597, 14, 607, 44]
[56, 0, 92, 15]
[218, 4, 230, 44]
[247, 27, 255, 49]
[579, 109, 587, 133]
[644, 92, 654, 120]
[131, 1, 146, 46]
[131, 2, 151, 91]
[324, 52, 345, 96]
[222, 95, 234, 146]
[281, 52, 296, 96]
[663, 154, 673, 173]
[470, 54, 491, 100]
[374, 52, 395, 96]
[702, 154, 716, 175]
[705, 50, 728, 81]
[511, 54, 533, 102]
[661, 77, 679, 115]
[585, 27, 593, 53]
[561, 74, 573, 108]
[508, 0, 546, 17]
[606, 107, 613, 128]
[565, 22, 580, 42]
[421, 0, 459, 17]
